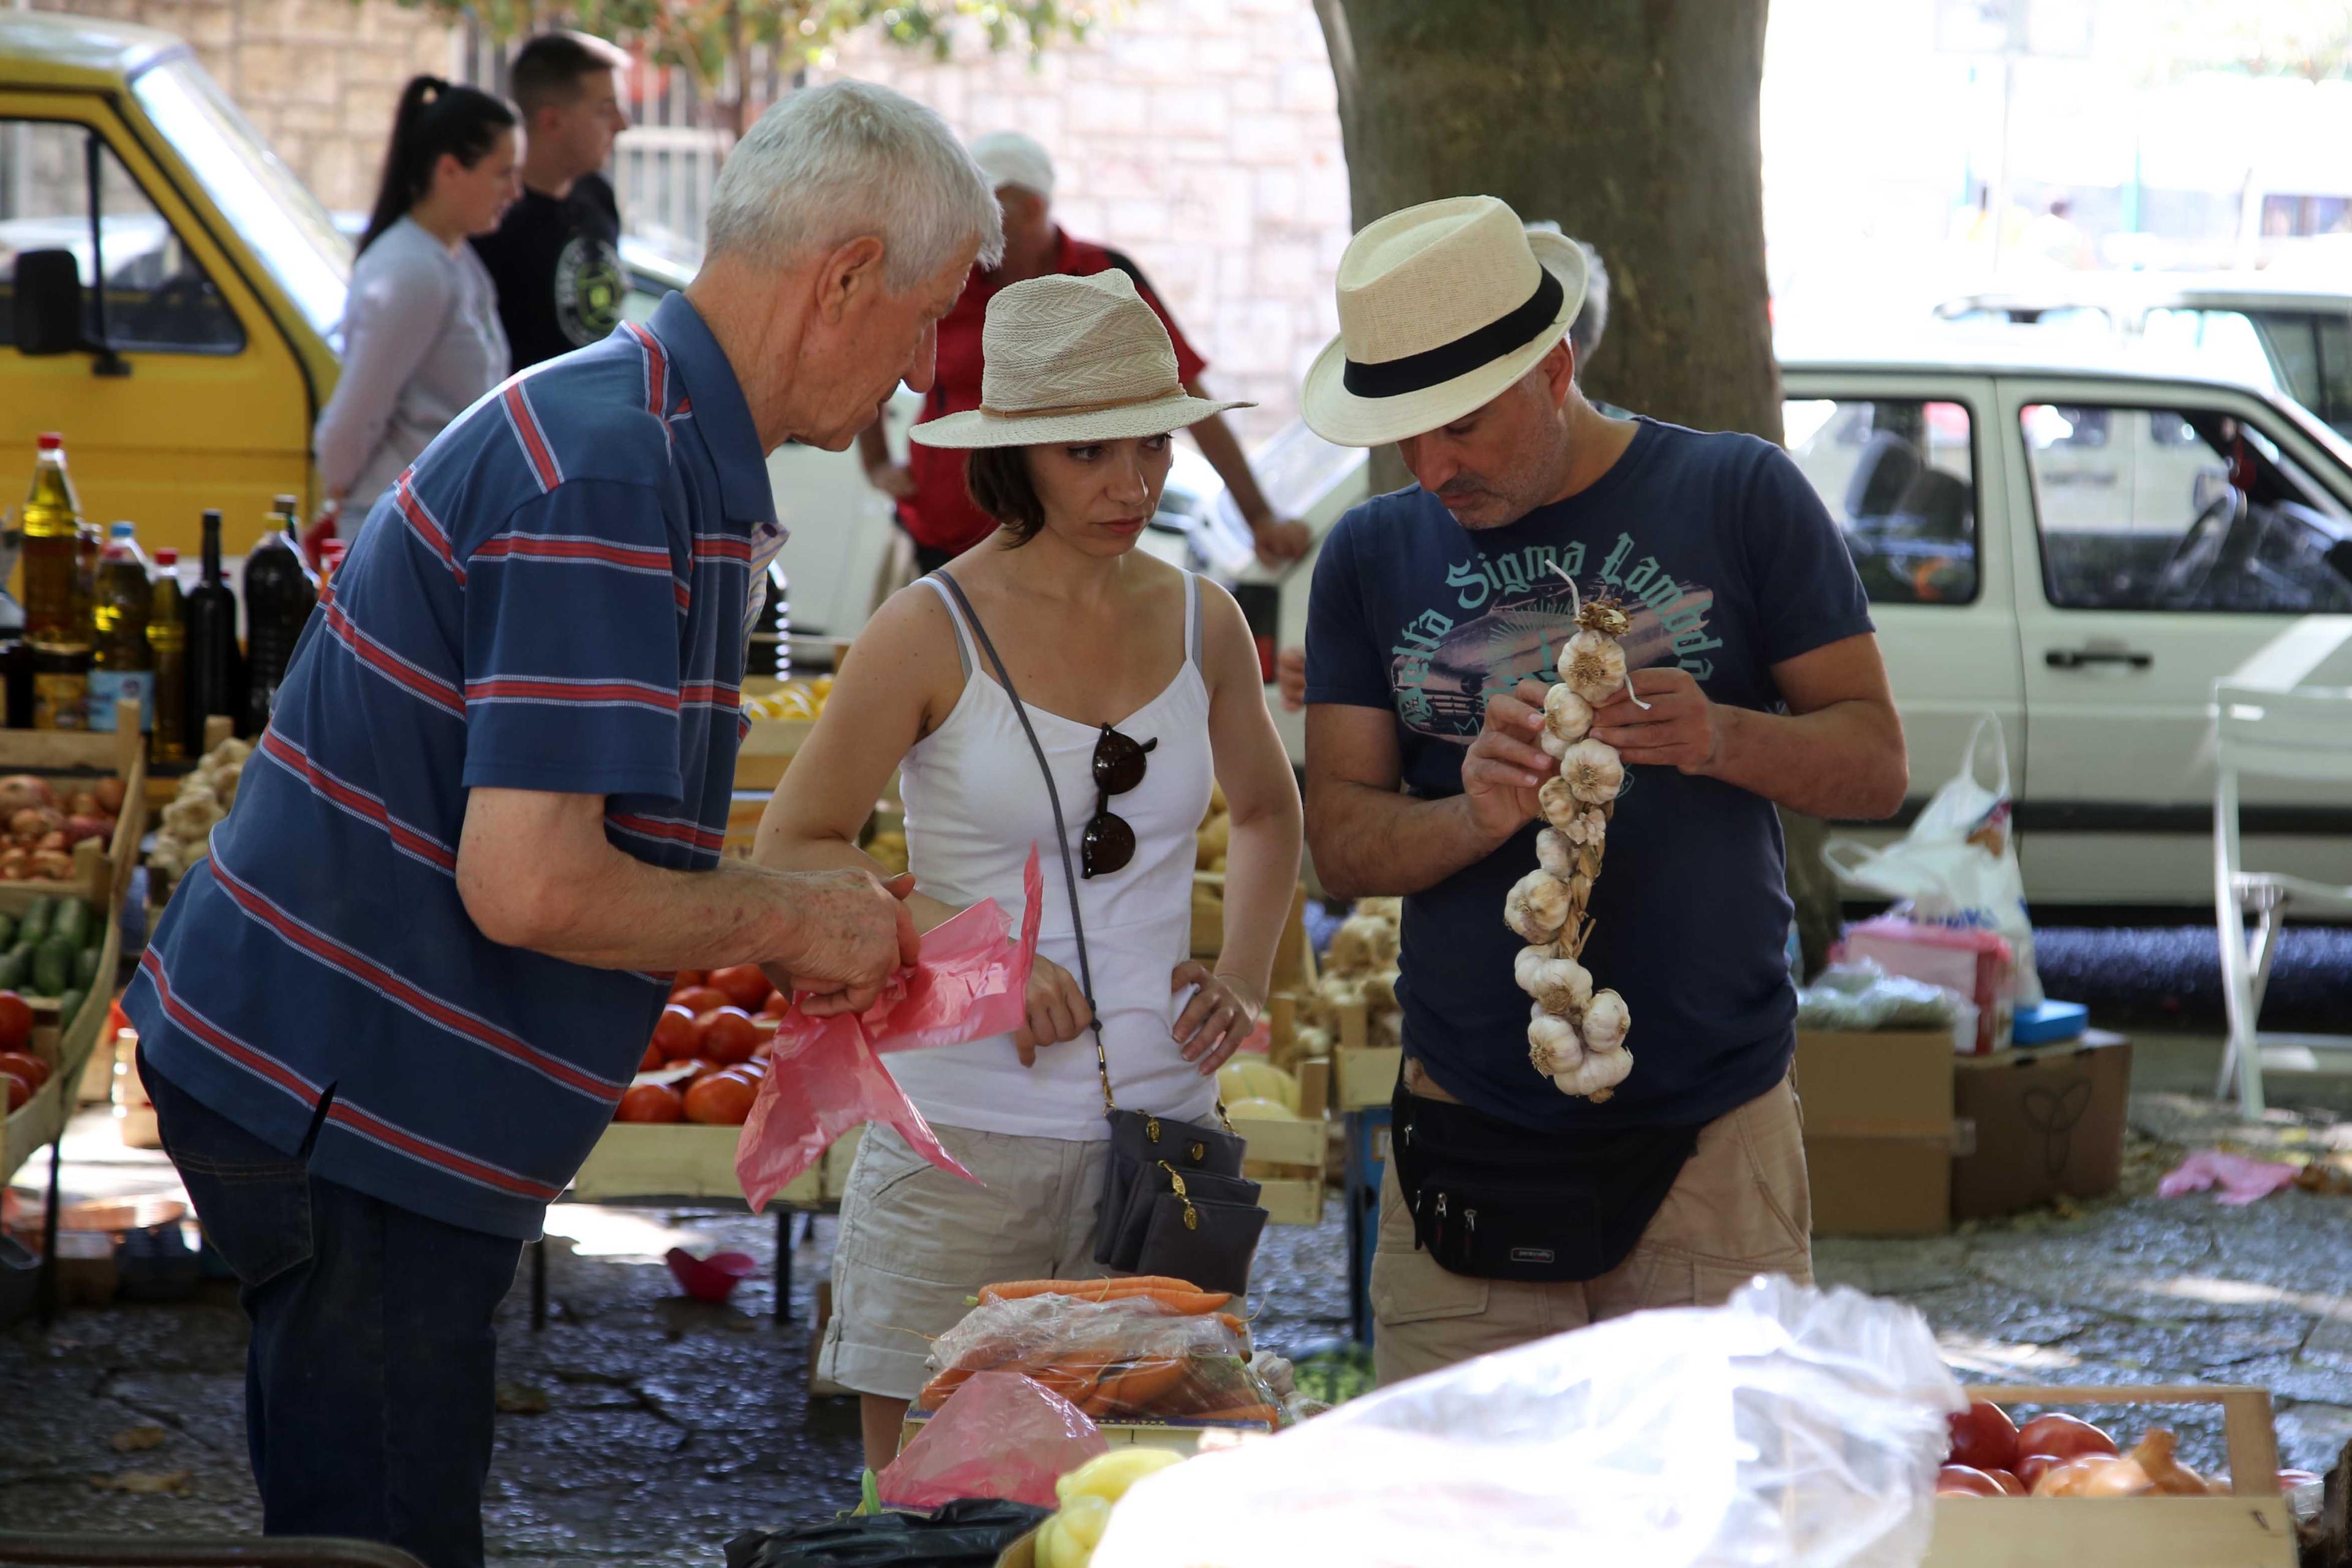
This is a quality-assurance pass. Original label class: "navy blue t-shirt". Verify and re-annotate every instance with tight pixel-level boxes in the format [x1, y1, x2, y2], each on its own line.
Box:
[1305, 418, 1874, 1133]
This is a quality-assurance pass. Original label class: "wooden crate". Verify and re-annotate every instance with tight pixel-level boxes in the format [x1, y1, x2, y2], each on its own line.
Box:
[732, 717, 816, 793]
[1232, 1110, 1325, 1226]
[1189, 877, 1310, 989]
[1924, 1384, 2292, 1568]
[0, 883, 120, 1186]
[0, 706, 148, 915]
[568, 1122, 821, 1207]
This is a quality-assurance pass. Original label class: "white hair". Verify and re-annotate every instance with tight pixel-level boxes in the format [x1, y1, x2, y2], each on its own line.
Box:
[705, 79, 1004, 288]
[1570, 239, 1610, 361]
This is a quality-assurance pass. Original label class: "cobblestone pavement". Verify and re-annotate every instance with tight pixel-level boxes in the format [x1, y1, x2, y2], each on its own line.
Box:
[7, 1034, 2352, 1561]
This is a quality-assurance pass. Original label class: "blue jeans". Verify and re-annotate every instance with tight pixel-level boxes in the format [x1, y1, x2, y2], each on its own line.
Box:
[143, 1050, 522, 1568]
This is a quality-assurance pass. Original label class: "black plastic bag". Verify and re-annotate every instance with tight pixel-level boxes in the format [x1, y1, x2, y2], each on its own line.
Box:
[723, 1498, 1049, 1567]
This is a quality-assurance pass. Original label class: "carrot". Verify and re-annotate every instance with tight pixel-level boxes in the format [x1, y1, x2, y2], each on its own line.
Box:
[979, 1276, 1209, 1305]
[1192, 1402, 1281, 1427]
[1082, 1357, 1191, 1418]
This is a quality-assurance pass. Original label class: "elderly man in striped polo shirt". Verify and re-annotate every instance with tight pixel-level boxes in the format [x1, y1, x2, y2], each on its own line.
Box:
[125, 81, 1000, 1568]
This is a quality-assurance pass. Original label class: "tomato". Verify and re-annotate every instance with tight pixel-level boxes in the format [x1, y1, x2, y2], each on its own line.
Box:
[0, 1050, 50, 1090]
[684, 1070, 758, 1125]
[2015, 1414, 2119, 1463]
[1946, 1400, 2020, 1473]
[757, 992, 791, 1021]
[1985, 1468, 2025, 1496]
[697, 1007, 761, 1065]
[652, 1006, 700, 1061]
[670, 985, 729, 1015]
[671, 970, 707, 989]
[639, 1041, 664, 1072]
[1, 1069, 31, 1112]
[709, 964, 775, 1012]
[0, 992, 32, 1050]
[1935, 1464, 2007, 1498]
[616, 1084, 683, 1123]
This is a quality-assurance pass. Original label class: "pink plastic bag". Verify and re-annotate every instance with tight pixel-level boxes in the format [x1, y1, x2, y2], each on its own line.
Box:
[736, 848, 1042, 1210]
[876, 1369, 1107, 1510]
[2157, 1150, 2300, 1205]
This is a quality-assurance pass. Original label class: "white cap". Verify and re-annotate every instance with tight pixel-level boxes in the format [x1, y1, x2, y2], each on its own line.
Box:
[969, 129, 1055, 200]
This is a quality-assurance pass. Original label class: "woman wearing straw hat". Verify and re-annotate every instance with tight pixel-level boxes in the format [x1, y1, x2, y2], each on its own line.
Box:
[1297, 195, 1907, 1385]
[758, 268, 1304, 1470]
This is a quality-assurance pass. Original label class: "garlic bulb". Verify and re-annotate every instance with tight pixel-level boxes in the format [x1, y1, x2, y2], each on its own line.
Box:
[1581, 989, 1632, 1054]
[1535, 828, 1574, 876]
[1504, 869, 1574, 943]
[1528, 1008, 1584, 1076]
[1515, 946, 1593, 1016]
[1539, 729, 1570, 760]
[1564, 807, 1607, 848]
[1560, 738, 1626, 805]
[1560, 630, 1627, 706]
[1543, 684, 1594, 745]
[1537, 775, 1581, 833]
[1553, 1046, 1633, 1101]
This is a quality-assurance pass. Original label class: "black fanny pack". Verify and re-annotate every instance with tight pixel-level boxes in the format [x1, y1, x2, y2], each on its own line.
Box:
[1389, 1070, 1699, 1284]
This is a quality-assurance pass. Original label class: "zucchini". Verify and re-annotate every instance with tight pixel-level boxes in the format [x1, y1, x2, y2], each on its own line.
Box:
[52, 897, 89, 949]
[32, 933, 76, 997]
[0, 914, 16, 952]
[0, 949, 25, 992]
[57, 987, 85, 1030]
[72, 943, 101, 992]
[17, 895, 53, 947]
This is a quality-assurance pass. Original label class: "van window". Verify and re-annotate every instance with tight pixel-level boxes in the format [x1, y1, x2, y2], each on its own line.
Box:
[2020, 403, 2352, 613]
[0, 119, 243, 353]
[1783, 398, 1978, 605]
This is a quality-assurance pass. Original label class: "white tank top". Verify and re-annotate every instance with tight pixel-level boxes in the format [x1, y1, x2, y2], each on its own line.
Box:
[889, 571, 1220, 1140]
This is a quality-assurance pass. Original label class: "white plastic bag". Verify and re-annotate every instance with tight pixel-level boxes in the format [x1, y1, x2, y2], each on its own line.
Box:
[1092, 1276, 1964, 1568]
[1823, 714, 2043, 1006]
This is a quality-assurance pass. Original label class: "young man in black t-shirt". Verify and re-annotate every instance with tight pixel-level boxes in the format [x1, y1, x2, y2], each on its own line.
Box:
[473, 34, 631, 371]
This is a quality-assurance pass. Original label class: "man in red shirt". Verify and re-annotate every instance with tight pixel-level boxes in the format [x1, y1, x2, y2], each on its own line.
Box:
[858, 130, 1309, 571]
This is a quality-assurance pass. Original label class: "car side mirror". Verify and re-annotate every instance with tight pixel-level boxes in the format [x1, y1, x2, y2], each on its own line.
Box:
[12, 250, 86, 356]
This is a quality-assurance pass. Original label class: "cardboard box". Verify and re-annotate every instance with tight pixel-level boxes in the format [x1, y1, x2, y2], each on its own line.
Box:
[1950, 1031, 2130, 1220]
[1793, 1028, 1956, 1236]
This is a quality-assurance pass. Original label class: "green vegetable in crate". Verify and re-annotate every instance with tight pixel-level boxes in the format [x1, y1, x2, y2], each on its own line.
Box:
[73, 943, 101, 992]
[52, 897, 89, 949]
[17, 895, 52, 948]
[0, 915, 16, 952]
[33, 933, 77, 997]
[58, 987, 84, 1030]
[0, 950, 24, 993]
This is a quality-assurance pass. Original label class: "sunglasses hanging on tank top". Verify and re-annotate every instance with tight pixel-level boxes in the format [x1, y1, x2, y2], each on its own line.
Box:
[929, 571, 1266, 1295]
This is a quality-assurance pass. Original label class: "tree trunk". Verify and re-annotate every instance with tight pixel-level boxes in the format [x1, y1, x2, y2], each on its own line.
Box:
[1315, 0, 1841, 975]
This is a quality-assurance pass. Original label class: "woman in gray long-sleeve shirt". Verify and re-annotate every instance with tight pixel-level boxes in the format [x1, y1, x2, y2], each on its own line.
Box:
[315, 78, 520, 516]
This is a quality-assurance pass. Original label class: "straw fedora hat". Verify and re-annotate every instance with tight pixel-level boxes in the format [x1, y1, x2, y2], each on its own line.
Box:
[1302, 195, 1588, 449]
[910, 270, 1250, 449]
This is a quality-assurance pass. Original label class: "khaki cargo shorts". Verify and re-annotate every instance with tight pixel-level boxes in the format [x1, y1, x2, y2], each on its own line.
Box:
[818, 1122, 1112, 1401]
[1371, 1076, 1814, 1387]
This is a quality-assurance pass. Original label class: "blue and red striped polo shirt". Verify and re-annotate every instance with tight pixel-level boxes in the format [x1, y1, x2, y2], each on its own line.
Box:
[127, 292, 783, 1240]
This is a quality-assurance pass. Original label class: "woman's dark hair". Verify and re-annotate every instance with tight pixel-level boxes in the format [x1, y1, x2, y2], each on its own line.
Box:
[358, 76, 517, 255]
[965, 447, 1048, 545]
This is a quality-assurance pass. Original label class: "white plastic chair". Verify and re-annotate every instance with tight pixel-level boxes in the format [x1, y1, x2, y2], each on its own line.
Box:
[2212, 678, 2352, 1117]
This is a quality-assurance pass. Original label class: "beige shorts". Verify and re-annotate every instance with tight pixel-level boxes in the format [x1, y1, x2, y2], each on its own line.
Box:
[818, 1121, 1113, 1401]
[1371, 1076, 1814, 1387]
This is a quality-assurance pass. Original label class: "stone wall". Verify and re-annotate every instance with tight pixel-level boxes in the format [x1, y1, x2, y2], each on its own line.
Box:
[821, 0, 1349, 441]
[31, 0, 456, 213]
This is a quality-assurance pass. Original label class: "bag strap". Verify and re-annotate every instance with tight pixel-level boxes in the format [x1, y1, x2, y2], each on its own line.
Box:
[930, 570, 1119, 1114]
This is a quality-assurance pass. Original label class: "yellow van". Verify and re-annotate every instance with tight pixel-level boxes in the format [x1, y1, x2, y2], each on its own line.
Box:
[2, 10, 345, 556]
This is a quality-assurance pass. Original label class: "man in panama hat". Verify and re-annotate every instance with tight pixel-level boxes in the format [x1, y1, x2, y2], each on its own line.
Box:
[1297, 195, 1909, 1383]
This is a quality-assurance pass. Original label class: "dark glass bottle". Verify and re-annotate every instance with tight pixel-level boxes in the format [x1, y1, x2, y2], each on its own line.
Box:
[241, 498, 317, 736]
[184, 510, 243, 745]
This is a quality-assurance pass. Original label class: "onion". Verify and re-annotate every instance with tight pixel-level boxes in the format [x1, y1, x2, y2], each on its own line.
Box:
[0, 776, 52, 813]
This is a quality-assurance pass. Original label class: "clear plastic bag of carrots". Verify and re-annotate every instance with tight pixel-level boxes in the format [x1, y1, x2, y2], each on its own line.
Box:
[915, 1276, 1283, 1427]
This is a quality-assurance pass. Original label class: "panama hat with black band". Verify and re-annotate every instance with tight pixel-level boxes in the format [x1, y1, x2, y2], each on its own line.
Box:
[1302, 195, 1589, 450]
